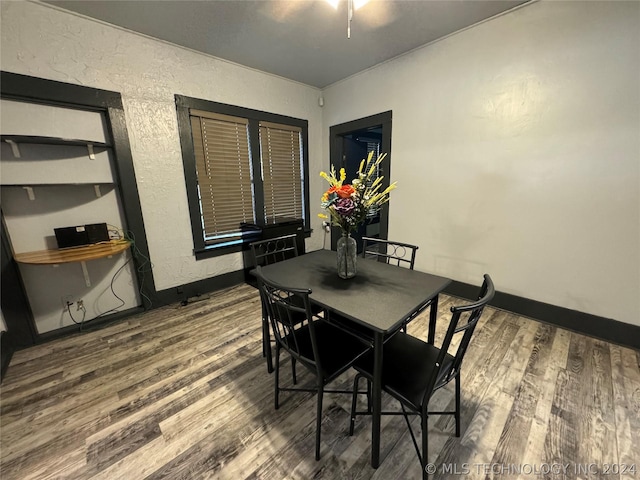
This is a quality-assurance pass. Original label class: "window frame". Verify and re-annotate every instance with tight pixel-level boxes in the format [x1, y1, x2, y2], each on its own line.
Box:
[175, 95, 310, 259]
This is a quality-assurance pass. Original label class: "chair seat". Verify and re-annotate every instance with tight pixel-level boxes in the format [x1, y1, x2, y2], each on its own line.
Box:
[353, 332, 454, 411]
[284, 320, 369, 381]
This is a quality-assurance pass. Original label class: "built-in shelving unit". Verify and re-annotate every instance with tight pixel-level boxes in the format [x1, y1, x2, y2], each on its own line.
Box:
[1, 98, 141, 333]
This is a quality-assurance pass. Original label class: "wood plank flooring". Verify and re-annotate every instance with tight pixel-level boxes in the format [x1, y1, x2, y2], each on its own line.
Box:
[1, 283, 639, 479]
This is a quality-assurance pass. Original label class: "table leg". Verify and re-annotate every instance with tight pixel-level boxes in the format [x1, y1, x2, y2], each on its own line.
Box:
[428, 294, 439, 345]
[371, 331, 383, 468]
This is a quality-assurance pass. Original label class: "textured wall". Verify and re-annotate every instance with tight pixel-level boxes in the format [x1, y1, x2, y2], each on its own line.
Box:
[322, 1, 640, 325]
[0, 1, 325, 291]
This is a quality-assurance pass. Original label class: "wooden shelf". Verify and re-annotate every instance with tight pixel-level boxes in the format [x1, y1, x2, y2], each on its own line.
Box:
[15, 240, 131, 265]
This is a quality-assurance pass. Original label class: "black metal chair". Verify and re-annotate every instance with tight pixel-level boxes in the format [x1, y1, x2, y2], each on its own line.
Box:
[362, 236, 418, 269]
[251, 234, 299, 268]
[250, 234, 300, 373]
[348, 274, 495, 479]
[254, 266, 369, 460]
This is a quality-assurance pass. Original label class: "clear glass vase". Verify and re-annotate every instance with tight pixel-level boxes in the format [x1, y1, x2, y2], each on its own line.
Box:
[337, 232, 357, 279]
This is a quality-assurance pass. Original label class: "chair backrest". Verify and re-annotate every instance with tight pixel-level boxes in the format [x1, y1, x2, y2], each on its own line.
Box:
[362, 237, 418, 269]
[423, 274, 495, 406]
[254, 266, 322, 371]
[250, 234, 299, 268]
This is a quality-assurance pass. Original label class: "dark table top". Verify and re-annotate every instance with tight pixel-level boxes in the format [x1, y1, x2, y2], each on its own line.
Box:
[258, 249, 452, 334]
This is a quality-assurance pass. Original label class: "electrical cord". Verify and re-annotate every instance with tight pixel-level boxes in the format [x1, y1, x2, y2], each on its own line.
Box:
[107, 223, 124, 240]
[66, 258, 131, 332]
[87, 257, 131, 321]
[98, 226, 154, 312]
[66, 300, 87, 325]
[125, 229, 153, 309]
[63, 221, 157, 333]
[67, 223, 154, 332]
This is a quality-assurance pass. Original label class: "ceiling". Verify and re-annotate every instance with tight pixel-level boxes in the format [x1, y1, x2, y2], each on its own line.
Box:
[45, 0, 531, 89]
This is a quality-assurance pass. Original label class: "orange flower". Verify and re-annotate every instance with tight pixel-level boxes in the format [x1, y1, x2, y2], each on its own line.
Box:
[336, 184, 355, 198]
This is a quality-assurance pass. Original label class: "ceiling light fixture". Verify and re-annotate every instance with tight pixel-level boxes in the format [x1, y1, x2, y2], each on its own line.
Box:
[326, 0, 370, 38]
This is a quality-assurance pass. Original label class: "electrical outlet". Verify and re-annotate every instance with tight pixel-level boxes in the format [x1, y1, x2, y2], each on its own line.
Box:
[61, 295, 74, 311]
[322, 221, 331, 232]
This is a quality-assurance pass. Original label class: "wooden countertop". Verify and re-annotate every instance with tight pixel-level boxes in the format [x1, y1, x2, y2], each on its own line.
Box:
[14, 240, 131, 265]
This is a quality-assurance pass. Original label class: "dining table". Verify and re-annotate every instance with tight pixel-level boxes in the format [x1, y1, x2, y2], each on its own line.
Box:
[258, 248, 452, 468]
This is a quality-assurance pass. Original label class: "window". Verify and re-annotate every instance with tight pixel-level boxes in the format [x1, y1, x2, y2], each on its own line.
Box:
[259, 121, 304, 222]
[190, 110, 254, 241]
[176, 95, 309, 258]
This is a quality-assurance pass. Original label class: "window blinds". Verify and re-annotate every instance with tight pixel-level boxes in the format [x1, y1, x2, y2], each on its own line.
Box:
[259, 121, 303, 223]
[190, 109, 254, 239]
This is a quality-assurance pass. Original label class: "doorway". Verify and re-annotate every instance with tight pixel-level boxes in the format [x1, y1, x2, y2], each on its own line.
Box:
[328, 111, 392, 251]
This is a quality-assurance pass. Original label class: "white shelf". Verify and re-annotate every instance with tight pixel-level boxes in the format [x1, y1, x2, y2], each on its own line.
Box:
[1, 140, 115, 185]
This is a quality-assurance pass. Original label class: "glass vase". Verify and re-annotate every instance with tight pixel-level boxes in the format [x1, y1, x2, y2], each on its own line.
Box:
[337, 232, 357, 279]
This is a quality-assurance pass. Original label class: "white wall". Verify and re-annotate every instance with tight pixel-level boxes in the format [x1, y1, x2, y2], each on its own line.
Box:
[0, 1, 326, 293]
[323, 1, 640, 326]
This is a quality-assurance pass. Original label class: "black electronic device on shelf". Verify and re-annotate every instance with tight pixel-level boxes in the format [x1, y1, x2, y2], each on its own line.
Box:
[54, 223, 110, 249]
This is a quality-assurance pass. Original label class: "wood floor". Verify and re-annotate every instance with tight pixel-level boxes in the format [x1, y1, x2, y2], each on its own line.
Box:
[1, 283, 639, 479]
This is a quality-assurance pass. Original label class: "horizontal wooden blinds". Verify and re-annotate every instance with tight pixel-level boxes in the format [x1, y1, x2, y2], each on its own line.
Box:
[259, 121, 303, 223]
[191, 110, 254, 239]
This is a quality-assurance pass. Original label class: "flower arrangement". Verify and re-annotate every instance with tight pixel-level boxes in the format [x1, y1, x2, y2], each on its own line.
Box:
[319, 151, 397, 234]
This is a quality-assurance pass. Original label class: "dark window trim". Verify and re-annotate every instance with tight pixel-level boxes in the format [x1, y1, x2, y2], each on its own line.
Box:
[175, 95, 310, 258]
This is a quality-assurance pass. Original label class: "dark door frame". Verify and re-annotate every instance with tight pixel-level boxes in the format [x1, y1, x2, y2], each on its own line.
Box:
[328, 111, 392, 250]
